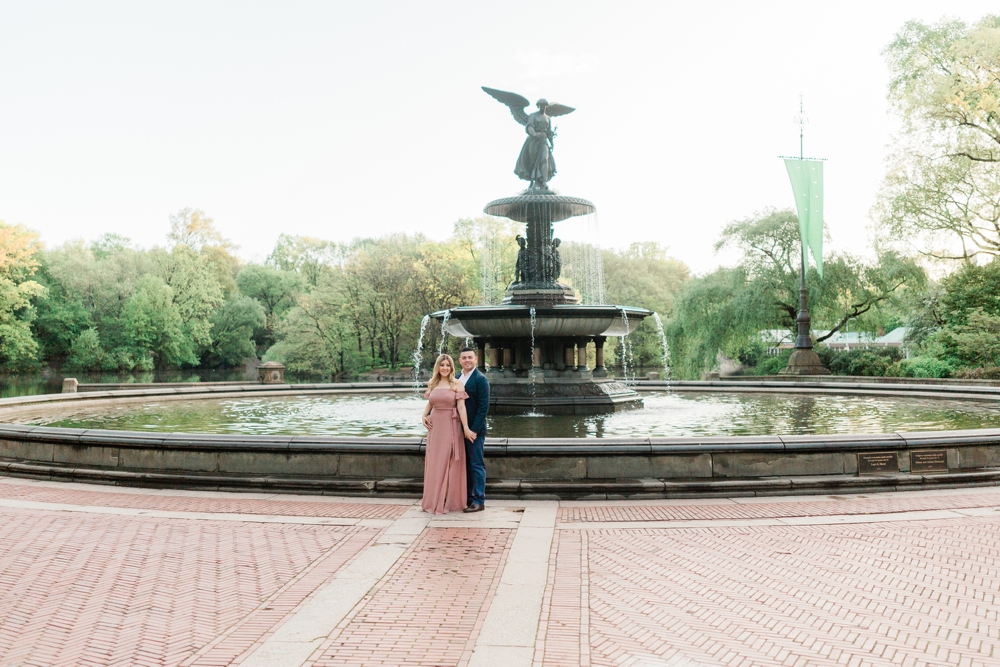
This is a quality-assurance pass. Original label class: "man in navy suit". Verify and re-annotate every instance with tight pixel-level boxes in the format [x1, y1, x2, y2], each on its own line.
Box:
[456, 347, 490, 512]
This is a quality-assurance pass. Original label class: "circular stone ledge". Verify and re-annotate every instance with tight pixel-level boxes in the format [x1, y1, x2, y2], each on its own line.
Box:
[0, 381, 998, 498]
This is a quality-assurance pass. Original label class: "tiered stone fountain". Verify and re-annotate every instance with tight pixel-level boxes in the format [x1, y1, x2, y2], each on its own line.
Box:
[429, 88, 651, 414]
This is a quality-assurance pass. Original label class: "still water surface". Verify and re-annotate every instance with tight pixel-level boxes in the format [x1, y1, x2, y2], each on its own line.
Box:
[29, 391, 1000, 438]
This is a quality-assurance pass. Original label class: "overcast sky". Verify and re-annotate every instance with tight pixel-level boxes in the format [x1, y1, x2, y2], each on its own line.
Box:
[0, 1, 996, 274]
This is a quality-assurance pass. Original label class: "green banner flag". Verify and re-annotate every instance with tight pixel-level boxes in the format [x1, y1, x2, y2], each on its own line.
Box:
[783, 158, 824, 277]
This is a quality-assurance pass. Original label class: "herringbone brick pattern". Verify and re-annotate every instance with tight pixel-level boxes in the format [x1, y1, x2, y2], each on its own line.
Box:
[0, 482, 408, 519]
[0, 506, 375, 667]
[308, 527, 513, 667]
[558, 490, 1000, 523]
[538, 518, 1000, 666]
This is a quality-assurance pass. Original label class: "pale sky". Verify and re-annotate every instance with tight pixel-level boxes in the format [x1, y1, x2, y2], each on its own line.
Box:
[0, 1, 996, 274]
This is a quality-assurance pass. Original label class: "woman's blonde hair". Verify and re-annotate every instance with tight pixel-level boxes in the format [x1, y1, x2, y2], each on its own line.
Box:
[426, 353, 461, 394]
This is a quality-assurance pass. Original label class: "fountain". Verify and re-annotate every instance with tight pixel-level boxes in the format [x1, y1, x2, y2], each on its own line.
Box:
[429, 87, 651, 414]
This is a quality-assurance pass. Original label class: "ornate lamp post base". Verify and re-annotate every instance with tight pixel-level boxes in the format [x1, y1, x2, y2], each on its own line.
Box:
[780, 348, 830, 375]
[780, 284, 830, 376]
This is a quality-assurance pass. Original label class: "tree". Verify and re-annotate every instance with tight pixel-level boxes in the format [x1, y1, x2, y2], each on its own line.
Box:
[168, 208, 241, 296]
[450, 216, 520, 304]
[666, 209, 926, 378]
[235, 264, 303, 346]
[939, 258, 1000, 324]
[119, 276, 194, 369]
[341, 235, 424, 367]
[0, 222, 46, 369]
[267, 234, 339, 288]
[276, 272, 363, 378]
[600, 242, 690, 367]
[716, 209, 925, 341]
[32, 257, 93, 363]
[875, 15, 1000, 260]
[208, 296, 266, 366]
[150, 244, 225, 361]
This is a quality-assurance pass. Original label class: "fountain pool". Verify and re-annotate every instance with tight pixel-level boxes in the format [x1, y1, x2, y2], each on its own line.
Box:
[20, 390, 1000, 438]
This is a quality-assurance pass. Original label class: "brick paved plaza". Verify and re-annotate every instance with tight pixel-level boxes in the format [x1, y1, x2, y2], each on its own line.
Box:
[0, 477, 998, 666]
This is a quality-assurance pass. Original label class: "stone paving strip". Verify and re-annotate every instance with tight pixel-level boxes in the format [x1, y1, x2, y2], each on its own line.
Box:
[468, 502, 558, 667]
[304, 527, 513, 667]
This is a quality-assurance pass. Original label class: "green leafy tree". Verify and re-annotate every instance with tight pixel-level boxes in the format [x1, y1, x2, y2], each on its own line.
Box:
[937, 308, 1000, 368]
[267, 234, 339, 288]
[875, 15, 1000, 259]
[939, 258, 1000, 324]
[600, 242, 690, 367]
[235, 264, 303, 346]
[119, 275, 195, 369]
[666, 209, 925, 378]
[0, 222, 46, 369]
[65, 328, 104, 370]
[208, 295, 266, 366]
[276, 272, 363, 378]
[151, 244, 225, 361]
[168, 208, 241, 297]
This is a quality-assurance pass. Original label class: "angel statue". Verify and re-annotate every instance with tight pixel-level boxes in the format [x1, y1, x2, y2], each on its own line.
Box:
[482, 87, 575, 190]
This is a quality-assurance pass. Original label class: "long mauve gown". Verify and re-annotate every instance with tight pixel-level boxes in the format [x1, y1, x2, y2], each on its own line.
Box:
[422, 386, 469, 514]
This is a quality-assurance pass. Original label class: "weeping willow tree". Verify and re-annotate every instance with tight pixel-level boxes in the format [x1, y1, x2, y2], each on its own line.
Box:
[666, 210, 926, 379]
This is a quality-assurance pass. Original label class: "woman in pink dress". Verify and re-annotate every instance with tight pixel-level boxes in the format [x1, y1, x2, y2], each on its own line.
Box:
[420, 354, 476, 514]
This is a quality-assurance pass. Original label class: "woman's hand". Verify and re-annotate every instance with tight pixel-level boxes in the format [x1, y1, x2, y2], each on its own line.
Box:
[464, 427, 476, 441]
[422, 414, 432, 430]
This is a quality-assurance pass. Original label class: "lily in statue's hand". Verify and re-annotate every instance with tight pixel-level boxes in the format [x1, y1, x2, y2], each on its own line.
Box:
[464, 428, 476, 441]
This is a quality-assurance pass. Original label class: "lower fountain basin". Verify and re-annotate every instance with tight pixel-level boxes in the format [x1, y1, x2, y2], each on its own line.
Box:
[2, 381, 999, 498]
[430, 305, 651, 339]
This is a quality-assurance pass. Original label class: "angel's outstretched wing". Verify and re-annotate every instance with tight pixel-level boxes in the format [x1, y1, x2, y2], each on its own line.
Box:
[545, 103, 575, 117]
[482, 87, 530, 126]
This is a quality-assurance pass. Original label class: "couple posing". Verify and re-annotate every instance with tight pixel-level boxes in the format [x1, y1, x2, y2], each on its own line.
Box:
[420, 347, 489, 514]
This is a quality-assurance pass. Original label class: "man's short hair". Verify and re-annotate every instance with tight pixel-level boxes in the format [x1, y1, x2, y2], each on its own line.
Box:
[459, 347, 477, 355]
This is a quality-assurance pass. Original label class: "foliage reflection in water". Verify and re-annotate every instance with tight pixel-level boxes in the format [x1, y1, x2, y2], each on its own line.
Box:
[29, 391, 1000, 438]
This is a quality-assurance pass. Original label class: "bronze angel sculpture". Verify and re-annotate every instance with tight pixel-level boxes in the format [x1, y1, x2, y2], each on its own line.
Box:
[482, 87, 575, 190]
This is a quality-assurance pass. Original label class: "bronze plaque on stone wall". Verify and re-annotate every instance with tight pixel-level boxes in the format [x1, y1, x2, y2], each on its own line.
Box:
[858, 452, 899, 474]
[910, 450, 948, 473]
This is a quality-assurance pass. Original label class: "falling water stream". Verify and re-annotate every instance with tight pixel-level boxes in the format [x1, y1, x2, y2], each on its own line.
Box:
[437, 311, 450, 356]
[651, 312, 672, 380]
[528, 306, 539, 415]
[411, 315, 431, 391]
[618, 307, 636, 385]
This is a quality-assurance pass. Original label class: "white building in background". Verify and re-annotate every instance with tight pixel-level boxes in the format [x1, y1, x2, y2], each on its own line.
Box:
[761, 327, 911, 355]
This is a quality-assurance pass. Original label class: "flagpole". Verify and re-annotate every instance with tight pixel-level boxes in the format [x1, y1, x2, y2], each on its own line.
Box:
[780, 95, 829, 375]
[793, 94, 812, 351]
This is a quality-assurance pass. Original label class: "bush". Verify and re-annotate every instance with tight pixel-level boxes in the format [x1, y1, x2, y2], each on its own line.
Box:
[747, 350, 791, 375]
[816, 347, 904, 376]
[887, 355, 953, 378]
[952, 366, 1000, 379]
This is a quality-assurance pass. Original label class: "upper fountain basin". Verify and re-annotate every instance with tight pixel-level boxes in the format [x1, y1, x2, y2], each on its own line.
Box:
[429, 305, 651, 338]
[484, 193, 596, 223]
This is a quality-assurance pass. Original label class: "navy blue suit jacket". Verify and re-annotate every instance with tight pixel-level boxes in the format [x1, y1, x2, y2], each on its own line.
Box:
[461, 369, 490, 438]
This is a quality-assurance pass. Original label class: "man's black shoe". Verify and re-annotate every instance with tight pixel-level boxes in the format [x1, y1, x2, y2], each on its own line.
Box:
[463, 503, 484, 513]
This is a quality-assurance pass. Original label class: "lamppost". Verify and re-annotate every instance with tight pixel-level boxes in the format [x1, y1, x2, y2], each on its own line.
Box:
[780, 96, 830, 375]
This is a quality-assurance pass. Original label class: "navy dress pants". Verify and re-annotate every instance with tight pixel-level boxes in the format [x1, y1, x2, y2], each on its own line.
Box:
[465, 433, 486, 506]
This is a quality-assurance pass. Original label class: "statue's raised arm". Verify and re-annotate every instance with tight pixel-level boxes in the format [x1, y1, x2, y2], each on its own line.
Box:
[482, 86, 575, 191]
